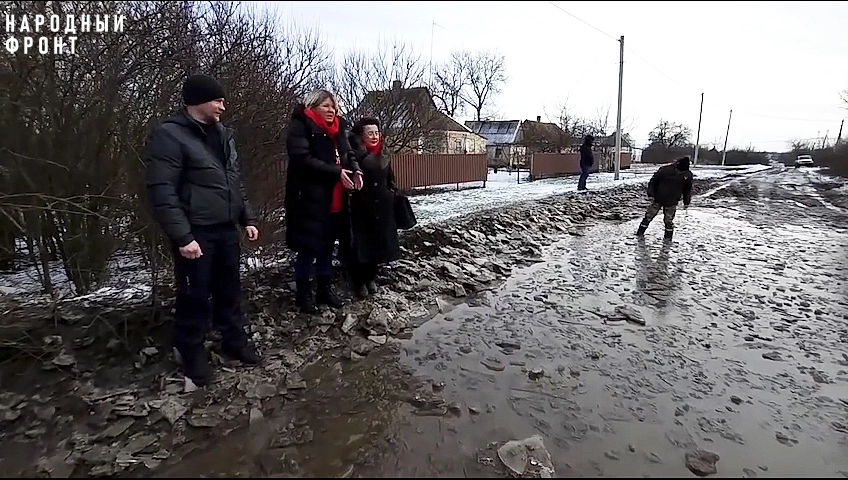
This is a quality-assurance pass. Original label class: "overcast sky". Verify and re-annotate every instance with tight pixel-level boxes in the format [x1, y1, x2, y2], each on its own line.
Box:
[253, 1, 847, 152]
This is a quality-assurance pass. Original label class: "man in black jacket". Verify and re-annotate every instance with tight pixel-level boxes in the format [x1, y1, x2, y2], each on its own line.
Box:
[578, 135, 594, 191]
[144, 74, 261, 386]
[636, 156, 694, 241]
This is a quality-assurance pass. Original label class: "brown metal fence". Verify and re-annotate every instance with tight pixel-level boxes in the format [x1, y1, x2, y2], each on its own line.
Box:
[391, 154, 488, 190]
[620, 152, 633, 169]
[530, 152, 633, 179]
[530, 153, 594, 179]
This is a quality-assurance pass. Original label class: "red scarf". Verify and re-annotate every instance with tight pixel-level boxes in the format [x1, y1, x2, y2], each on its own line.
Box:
[366, 139, 383, 156]
[303, 107, 340, 138]
[303, 107, 345, 213]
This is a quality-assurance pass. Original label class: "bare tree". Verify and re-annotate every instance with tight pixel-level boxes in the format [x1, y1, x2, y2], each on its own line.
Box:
[331, 39, 438, 153]
[840, 87, 848, 107]
[456, 50, 507, 122]
[648, 120, 693, 148]
[430, 52, 467, 117]
[589, 104, 612, 137]
[549, 100, 578, 133]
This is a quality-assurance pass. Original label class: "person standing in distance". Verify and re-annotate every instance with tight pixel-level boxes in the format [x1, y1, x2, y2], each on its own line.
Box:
[144, 74, 262, 387]
[578, 135, 594, 191]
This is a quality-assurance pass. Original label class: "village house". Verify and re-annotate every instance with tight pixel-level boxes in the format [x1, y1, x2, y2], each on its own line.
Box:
[352, 81, 486, 155]
[464, 117, 570, 168]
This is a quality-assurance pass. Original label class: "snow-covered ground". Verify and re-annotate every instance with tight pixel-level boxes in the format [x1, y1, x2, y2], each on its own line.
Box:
[0, 163, 772, 300]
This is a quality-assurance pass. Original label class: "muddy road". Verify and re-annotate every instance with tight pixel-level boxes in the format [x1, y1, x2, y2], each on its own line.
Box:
[368, 168, 848, 478]
[162, 167, 848, 478]
[3, 166, 848, 478]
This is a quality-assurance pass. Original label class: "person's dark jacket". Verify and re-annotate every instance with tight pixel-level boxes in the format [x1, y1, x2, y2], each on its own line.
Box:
[343, 134, 400, 265]
[284, 106, 360, 255]
[579, 142, 594, 169]
[647, 163, 694, 207]
[144, 109, 257, 247]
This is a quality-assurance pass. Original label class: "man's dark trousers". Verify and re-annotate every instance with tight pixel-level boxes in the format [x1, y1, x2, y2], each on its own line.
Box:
[171, 223, 248, 354]
[578, 164, 590, 190]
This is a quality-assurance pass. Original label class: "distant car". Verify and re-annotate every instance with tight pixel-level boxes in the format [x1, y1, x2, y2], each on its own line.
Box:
[794, 155, 814, 168]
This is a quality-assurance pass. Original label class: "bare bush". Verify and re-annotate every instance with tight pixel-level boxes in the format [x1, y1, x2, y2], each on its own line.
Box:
[0, 1, 327, 298]
[788, 139, 818, 152]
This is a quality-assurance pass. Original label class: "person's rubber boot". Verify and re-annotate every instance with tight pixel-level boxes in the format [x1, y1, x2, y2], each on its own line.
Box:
[664, 228, 674, 241]
[636, 221, 649, 236]
[173, 345, 213, 387]
[295, 279, 318, 314]
[347, 267, 369, 298]
[316, 275, 345, 308]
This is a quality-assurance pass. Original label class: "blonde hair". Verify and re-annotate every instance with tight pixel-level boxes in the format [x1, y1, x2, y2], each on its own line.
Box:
[303, 89, 338, 110]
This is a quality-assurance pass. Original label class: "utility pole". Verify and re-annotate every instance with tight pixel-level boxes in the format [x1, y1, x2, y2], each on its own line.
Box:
[721, 109, 732, 166]
[693, 92, 704, 166]
[823, 130, 829, 149]
[614, 35, 624, 181]
[836, 119, 844, 146]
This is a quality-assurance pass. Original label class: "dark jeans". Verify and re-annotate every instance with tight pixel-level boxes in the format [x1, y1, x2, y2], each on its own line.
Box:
[172, 224, 248, 352]
[294, 251, 334, 281]
[293, 212, 343, 281]
[577, 164, 591, 190]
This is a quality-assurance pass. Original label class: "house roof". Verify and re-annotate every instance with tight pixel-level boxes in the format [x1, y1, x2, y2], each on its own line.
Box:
[465, 119, 568, 146]
[464, 120, 522, 144]
[356, 85, 478, 134]
[595, 132, 634, 148]
[520, 120, 568, 144]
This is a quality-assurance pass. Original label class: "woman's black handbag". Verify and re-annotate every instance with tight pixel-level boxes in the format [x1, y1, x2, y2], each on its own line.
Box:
[393, 193, 417, 230]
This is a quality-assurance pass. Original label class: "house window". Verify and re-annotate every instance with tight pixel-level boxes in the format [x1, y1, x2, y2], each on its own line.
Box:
[495, 147, 503, 159]
[455, 139, 463, 153]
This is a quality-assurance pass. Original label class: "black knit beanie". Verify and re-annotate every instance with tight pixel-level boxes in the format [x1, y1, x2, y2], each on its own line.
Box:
[676, 156, 691, 171]
[182, 74, 226, 106]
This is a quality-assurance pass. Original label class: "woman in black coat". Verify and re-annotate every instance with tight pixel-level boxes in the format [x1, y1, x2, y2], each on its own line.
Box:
[344, 117, 400, 297]
[284, 89, 361, 312]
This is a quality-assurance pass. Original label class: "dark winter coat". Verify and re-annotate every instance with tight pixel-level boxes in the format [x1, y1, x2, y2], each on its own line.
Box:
[284, 106, 359, 255]
[144, 109, 257, 247]
[579, 142, 594, 169]
[343, 136, 400, 265]
[647, 163, 694, 207]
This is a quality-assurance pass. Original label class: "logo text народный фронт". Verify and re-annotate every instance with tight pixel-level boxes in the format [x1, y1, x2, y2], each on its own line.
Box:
[5, 13, 125, 55]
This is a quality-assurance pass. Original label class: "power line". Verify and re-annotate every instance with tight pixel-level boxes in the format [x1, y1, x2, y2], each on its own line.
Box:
[722, 111, 842, 123]
[623, 47, 699, 96]
[546, 2, 619, 42]
[546, 2, 701, 100]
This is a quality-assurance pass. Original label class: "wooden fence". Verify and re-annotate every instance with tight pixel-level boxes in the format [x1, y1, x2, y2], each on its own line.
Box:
[390, 154, 488, 190]
[530, 152, 632, 179]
